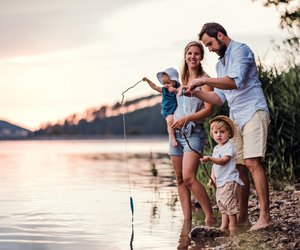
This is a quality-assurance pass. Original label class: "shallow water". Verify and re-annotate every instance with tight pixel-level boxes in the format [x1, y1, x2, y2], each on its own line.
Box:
[0, 139, 219, 250]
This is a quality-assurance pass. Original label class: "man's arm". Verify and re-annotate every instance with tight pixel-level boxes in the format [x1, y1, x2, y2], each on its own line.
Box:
[204, 76, 236, 89]
[191, 88, 223, 106]
[189, 76, 236, 90]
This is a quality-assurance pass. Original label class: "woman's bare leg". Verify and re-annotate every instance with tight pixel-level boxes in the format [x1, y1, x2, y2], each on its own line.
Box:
[182, 152, 215, 225]
[171, 155, 191, 219]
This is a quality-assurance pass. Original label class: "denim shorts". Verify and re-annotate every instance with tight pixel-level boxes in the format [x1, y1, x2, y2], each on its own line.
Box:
[169, 128, 206, 156]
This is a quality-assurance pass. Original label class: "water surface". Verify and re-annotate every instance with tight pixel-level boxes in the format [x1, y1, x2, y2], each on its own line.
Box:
[0, 139, 216, 250]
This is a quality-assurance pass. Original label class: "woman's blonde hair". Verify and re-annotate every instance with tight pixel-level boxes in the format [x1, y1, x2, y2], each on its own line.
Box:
[181, 41, 205, 86]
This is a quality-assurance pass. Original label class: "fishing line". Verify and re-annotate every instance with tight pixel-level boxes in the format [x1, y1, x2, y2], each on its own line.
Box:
[120, 79, 143, 223]
[177, 89, 216, 190]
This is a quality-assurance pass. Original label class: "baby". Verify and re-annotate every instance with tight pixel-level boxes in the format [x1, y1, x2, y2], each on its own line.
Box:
[143, 67, 180, 147]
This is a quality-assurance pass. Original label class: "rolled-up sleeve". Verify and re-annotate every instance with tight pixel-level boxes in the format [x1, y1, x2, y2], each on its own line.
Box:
[214, 88, 226, 104]
[227, 45, 254, 88]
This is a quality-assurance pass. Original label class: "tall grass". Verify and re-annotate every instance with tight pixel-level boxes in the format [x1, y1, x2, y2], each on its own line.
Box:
[258, 63, 300, 184]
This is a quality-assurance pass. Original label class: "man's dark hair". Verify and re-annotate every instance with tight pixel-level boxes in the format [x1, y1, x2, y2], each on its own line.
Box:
[198, 22, 228, 40]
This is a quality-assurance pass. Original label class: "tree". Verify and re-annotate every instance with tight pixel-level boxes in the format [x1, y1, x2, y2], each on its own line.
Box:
[254, 0, 299, 67]
[254, 0, 300, 30]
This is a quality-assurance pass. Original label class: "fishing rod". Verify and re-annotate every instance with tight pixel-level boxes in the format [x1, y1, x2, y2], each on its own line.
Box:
[121, 80, 143, 106]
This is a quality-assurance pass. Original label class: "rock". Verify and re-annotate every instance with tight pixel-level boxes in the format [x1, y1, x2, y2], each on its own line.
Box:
[189, 226, 226, 239]
[280, 236, 289, 243]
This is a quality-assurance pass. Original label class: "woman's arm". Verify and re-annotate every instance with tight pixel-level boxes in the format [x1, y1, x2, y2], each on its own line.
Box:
[186, 84, 214, 122]
[143, 77, 162, 93]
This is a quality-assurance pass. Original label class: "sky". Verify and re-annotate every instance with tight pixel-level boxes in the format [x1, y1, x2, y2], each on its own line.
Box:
[0, 0, 289, 130]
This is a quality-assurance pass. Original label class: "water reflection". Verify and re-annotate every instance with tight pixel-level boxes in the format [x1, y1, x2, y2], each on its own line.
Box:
[130, 224, 134, 250]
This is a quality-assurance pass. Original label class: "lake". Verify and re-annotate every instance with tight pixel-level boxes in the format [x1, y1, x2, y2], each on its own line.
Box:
[0, 139, 218, 250]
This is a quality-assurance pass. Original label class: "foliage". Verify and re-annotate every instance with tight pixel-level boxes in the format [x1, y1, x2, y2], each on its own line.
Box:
[258, 63, 300, 183]
[253, 0, 300, 30]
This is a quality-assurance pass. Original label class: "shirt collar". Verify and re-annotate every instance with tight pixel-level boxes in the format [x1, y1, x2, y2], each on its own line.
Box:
[219, 39, 234, 65]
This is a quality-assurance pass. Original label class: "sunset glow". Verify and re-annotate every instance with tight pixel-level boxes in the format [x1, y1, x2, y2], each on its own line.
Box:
[0, 0, 287, 130]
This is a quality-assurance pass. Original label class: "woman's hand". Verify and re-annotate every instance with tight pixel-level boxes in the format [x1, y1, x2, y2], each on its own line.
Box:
[171, 116, 189, 129]
[178, 86, 192, 96]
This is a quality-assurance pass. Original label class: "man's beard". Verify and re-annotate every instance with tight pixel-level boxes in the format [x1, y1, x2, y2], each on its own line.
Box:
[216, 39, 227, 58]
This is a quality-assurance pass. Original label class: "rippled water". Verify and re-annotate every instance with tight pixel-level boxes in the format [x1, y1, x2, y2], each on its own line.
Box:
[0, 139, 217, 250]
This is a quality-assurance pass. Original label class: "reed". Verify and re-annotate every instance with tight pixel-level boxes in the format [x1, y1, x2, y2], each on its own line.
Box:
[258, 63, 300, 184]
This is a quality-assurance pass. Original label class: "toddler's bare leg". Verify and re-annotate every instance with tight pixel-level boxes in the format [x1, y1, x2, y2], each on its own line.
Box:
[229, 214, 237, 237]
[219, 213, 229, 231]
[166, 115, 178, 147]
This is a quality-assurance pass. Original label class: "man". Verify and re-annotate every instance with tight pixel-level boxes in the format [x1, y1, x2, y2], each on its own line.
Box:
[186, 22, 273, 230]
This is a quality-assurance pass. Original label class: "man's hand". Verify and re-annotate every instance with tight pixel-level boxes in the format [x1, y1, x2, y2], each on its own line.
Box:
[187, 78, 210, 91]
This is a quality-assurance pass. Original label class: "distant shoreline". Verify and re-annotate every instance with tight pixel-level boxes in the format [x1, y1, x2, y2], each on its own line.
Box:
[0, 134, 169, 141]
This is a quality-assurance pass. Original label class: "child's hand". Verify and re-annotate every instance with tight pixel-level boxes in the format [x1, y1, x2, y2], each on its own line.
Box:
[142, 77, 149, 82]
[200, 156, 211, 163]
[208, 179, 214, 189]
[168, 86, 177, 93]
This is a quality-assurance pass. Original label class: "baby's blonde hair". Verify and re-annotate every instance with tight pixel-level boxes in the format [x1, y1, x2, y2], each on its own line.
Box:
[210, 120, 232, 138]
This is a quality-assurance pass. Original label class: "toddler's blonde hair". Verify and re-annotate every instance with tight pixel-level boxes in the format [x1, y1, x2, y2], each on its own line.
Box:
[210, 120, 232, 138]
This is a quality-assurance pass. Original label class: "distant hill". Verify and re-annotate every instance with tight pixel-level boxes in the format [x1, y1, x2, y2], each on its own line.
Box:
[34, 94, 167, 137]
[0, 120, 32, 139]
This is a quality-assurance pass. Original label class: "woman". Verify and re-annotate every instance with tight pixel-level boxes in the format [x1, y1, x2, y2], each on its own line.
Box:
[170, 41, 215, 225]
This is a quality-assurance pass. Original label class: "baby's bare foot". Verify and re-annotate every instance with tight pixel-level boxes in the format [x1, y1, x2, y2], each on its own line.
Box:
[171, 139, 178, 147]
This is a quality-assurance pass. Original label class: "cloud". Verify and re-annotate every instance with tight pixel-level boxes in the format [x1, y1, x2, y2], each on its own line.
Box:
[0, 0, 150, 58]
